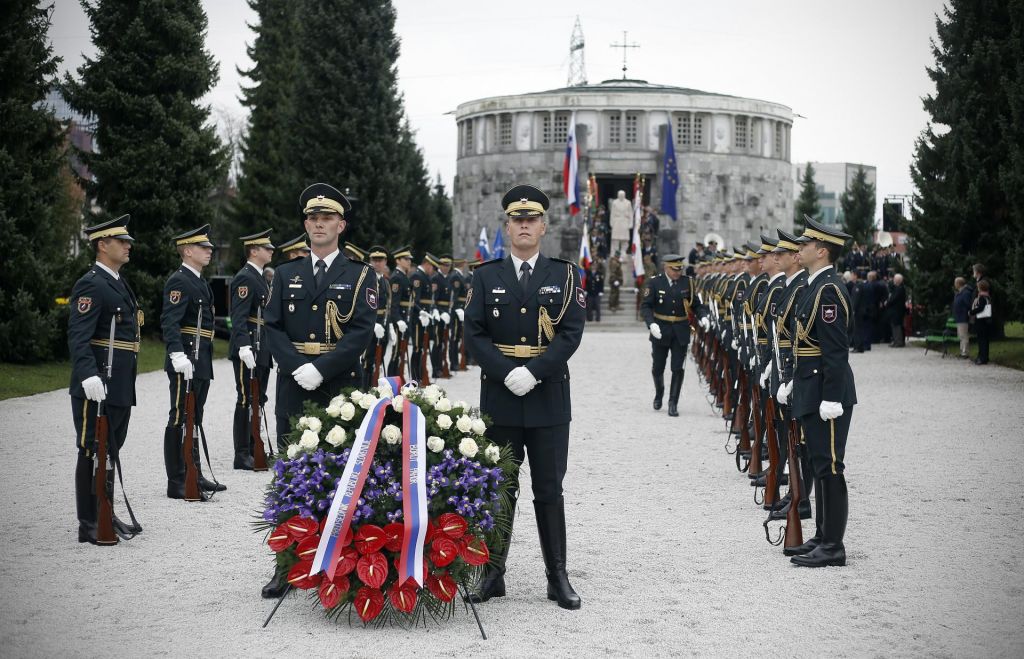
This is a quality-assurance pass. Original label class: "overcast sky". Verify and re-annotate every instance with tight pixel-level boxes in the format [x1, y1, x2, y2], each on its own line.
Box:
[49, 0, 947, 217]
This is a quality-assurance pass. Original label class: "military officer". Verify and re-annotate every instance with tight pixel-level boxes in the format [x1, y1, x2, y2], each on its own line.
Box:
[261, 183, 377, 597]
[432, 255, 452, 378]
[448, 257, 468, 370]
[779, 217, 857, 567]
[68, 215, 142, 543]
[409, 253, 438, 383]
[640, 254, 705, 416]
[387, 245, 414, 377]
[277, 234, 310, 261]
[464, 184, 586, 611]
[365, 245, 392, 386]
[229, 229, 275, 470]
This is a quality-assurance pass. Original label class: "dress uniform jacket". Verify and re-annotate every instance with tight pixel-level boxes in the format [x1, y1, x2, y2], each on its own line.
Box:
[162, 267, 216, 380]
[773, 271, 807, 396]
[790, 267, 857, 418]
[229, 263, 272, 367]
[752, 274, 786, 372]
[264, 253, 376, 417]
[639, 273, 700, 346]
[433, 271, 451, 311]
[464, 255, 585, 428]
[389, 268, 412, 324]
[68, 267, 140, 408]
[448, 270, 466, 311]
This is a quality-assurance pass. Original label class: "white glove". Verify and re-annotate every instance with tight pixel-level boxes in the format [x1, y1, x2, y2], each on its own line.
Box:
[455, 309, 464, 321]
[612, 281, 620, 288]
[819, 400, 844, 421]
[238, 345, 256, 370]
[749, 357, 756, 371]
[504, 366, 539, 397]
[759, 363, 772, 389]
[170, 352, 194, 380]
[731, 339, 739, 350]
[699, 317, 710, 331]
[418, 311, 431, 326]
[649, 323, 662, 340]
[432, 309, 440, 321]
[777, 380, 792, 405]
[82, 375, 106, 402]
[374, 323, 385, 339]
[440, 312, 450, 325]
[292, 363, 323, 391]
[389, 326, 397, 345]
[397, 320, 408, 334]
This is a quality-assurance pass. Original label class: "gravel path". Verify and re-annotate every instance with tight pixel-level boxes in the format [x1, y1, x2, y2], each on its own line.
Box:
[1, 327, 1022, 658]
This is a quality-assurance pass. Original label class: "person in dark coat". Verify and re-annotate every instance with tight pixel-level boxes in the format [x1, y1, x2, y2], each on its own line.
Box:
[952, 276, 973, 358]
[884, 273, 907, 347]
[969, 280, 993, 364]
[585, 259, 604, 321]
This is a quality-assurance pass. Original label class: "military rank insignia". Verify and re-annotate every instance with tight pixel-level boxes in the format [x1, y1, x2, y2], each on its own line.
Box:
[576, 287, 587, 308]
[77, 297, 92, 314]
[644, 287, 651, 297]
[770, 302, 777, 316]
[238, 286, 248, 299]
[413, 279, 421, 288]
[169, 290, 182, 305]
[366, 288, 378, 310]
[392, 283, 399, 292]
[821, 304, 837, 324]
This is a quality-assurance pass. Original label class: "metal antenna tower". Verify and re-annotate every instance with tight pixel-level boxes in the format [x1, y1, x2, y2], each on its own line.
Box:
[567, 16, 587, 86]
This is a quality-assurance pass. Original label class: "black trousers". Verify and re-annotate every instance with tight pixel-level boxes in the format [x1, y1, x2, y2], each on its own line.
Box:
[410, 322, 429, 382]
[448, 316, 462, 367]
[231, 359, 270, 410]
[652, 338, 687, 376]
[798, 408, 853, 480]
[166, 374, 210, 428]
[976, 318, 992, 363]
[72, 397, 131, 456]
[487, 424, 569, 504]
[586, 294, 601, 321]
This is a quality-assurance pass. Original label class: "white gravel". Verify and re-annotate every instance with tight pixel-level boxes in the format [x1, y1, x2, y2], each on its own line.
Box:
[1, 329, 1022, 658]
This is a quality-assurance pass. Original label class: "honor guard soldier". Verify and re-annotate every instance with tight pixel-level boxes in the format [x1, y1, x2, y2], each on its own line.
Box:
[162, 225, 226, 498]
[387, 246, 414, 377]
[432, 255, 452, 378]
[409, 252, 438, 383]
[278, 234, 310, 261]
[464, 184, 586, 610]
[68, 215, 142, 543]
[367, 245, 392, 385]
[464, 258, 482, 366]
[781, 217, 857, 567]
[640, 254, 705, 416]
[448, 257, 468, 370]
[261, 183, 377, 598]
[344, 243, 382, 389]
[229, 229, 275, 470]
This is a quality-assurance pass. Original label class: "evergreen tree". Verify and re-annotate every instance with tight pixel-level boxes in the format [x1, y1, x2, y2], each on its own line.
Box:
[63, 0, 227, 329]
[429, 174, 454, 255]
[0, 2, 79, 362]
[908, 0, 1023, 326]
[794, 163, 821, 228]
[840, 166, 876, 246]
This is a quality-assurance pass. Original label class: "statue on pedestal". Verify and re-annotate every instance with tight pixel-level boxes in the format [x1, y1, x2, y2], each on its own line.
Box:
[609, 190, 633, 256]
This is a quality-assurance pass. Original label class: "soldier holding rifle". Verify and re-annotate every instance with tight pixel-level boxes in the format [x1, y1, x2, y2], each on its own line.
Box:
[386, 245, 414, 378]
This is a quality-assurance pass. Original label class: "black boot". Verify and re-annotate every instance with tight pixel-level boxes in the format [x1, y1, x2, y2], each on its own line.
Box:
[784, 478, 823, 556]
[262, 569, 288, 599]
[791, 474, 847, 567]
[534, 499, 581, 610]
[667, 371, 683, 417]
[652, 371, 664, 411]
[75, 453, 98, 544]
[233, 407, 254, 470]
[196, 425, 227, 492]
[466, 494, 516, 603]
[164, 426, 186, 500]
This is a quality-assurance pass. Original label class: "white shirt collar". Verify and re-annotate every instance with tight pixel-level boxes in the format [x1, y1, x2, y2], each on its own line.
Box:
[94, 261, 119, 281]
[786, 269, 805, 287]
[807, 264, 833, 285]
[246, 260, 264, 276]
[510, 252, 540, 275]
[181, 262, 202, 278]
[768, 271, 785, 284]
[311, 249, 340, 270]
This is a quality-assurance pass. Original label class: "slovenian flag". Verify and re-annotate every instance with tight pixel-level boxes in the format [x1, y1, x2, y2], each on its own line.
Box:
[578, 221, 592, 287]
[563, 112, 580, 216]
[476, 227, 490, 261]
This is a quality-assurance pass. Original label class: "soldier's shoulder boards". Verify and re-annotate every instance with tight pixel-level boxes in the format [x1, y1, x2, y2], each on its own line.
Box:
[477, 258, 503, 268]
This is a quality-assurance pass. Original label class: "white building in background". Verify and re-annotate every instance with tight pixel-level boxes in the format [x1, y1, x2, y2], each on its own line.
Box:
[792, 162, 877, 228]
[452, 78, 795, 259]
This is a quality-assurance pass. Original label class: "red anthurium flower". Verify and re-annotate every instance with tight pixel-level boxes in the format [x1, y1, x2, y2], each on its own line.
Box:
[318, 579, 343, 609]
[429, 536, 458, 568]
[382, 522, 404, 552]
[336, 546, 360, 576]
[286, 560, 322, 590]
[295, 535, 320, 562]
[356, 552, 389, 588]
[354, 586, 385, 622]
[331, 573, 351, 593]
[460, 536, 490, 566]
[436, 513, 468, 540]
[354, 524, 387, 555]
[424, 519, 438, 544]
[268, 524, 293, 552]
[426, 573, 457, 602]
[285, 516, 319, 542]
[389, 581, 418, 614]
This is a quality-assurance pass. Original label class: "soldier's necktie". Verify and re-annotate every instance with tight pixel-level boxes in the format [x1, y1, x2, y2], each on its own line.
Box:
[314, 259, 326, 288]
[519, 261, 531, 293]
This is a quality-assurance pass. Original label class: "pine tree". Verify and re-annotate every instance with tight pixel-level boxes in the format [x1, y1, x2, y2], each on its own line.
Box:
[0, 2, 80, 362]
[794, 163, 821, 228]
[840, 166, 876, 246]
[63, 0, 227, 329]
[908, 0, 1023, 326]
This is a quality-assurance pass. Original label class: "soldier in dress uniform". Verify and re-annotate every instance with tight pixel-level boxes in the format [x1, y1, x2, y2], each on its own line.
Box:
[162, 224, 227, 499]
[387, 246, 413, 377]
[366, 245, 392, 385]
[640, 254, 705, 416]
[448, 257, 467, 369]
[432, 255, 453, 378]
[228, 229, 275, 470]
[464, 258, 482, 366]
[261, 182, 377, 597]
[277, 234, 310, 261]
[68, 215, 142, 542]
[464, 184, 586, 611]
[778, 217, 857, 567]
[409, 253, 438, 383]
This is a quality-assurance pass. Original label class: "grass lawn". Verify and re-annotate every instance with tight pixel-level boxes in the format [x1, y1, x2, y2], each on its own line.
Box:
[0, 337, 230, 401]
[912, 321, 1024, 371]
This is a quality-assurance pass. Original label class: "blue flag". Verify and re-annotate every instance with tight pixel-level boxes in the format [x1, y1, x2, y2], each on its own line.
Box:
[661, 126, 679, 221]
[492, 228, 505, 260]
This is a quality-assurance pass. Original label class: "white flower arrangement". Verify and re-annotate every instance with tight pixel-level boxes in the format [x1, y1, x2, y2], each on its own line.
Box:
[325, 425, 347, 447]
[436, 413, 452, 430]
[381, 424, 402, 445]
[339, 402, 356, 421]
[455, 415, 473, 434]
[427, 436, 445, 453]
[471, 418, 487, 436]
[299, 429, 320, 451]
[458, 437, 479, 458]
[484, 444, 500, 463]
[433, 397, 452, 412]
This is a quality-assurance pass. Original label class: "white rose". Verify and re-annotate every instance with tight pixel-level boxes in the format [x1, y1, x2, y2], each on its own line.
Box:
[456, 415, 473, 434]
[436, 414, 452, 430]
[452, 400, 468, 411]
[299, 429, 319, 451]
[381, 424, 402, 445]
[286, 444, 301, 459]
[471, 418, 487, 436]
[458, 437, 479, 458]
[422, 385, 441, 404]
[484, 444, 500, 463]
[359, 395, 377, 410]
[329, 394, 347, 407]
[325, 425, 346, 447]
[391, 395, 404, 412]
[427, 436, 445, 453]
[434, 397, 452, 412]
[325, 403, 342, 418]
[339, 402, 356, 421]
[296, 416, 310, 430]
[305, 417, 322, 433]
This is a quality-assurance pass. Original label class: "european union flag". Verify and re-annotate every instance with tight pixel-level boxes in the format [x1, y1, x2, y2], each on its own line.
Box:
[661, 126, 679, 221]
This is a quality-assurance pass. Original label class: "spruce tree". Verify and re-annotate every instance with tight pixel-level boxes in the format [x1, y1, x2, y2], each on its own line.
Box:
[794, 163, 821, 228]
[840, 166, 876, 246]
[908, 0, 1023, 326]
[63, 0, 227, 329]
[0, 2, 79, 362]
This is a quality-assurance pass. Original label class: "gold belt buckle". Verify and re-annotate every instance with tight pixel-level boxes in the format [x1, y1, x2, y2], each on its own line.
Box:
[303, 342, 320, 355]
[514, 345, 532, 358]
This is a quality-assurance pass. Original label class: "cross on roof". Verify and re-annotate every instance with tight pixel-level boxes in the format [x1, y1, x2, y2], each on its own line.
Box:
[609, 31, 640, 79]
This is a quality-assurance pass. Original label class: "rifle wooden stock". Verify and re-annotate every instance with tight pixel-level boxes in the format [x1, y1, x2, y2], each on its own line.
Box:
[440, 324, 450, 378]
[763, 396, 780, 508]
[749, 383, 764, 475]
[420, 328, 431, 386]
[736, 372, 752, 452]
[783, 419, 804, 548]
[182, 388, 202, 501]
[372, 343, 383, 384]
[250, 377, 268, 471]
[93, 411, 117, 545]
[458, 327, 467, 370]
[721, 349, 733, 417]
[398, 336, 408, 380]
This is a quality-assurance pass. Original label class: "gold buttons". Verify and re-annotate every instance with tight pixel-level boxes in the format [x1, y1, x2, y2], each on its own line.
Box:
[312, 304, 318, 311]
[520, 307, 526, 314]
[520, 336, 527, 342]
[309, 333, 316, 339]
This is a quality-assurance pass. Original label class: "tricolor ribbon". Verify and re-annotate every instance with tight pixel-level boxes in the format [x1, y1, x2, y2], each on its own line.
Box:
[399, 399, 428, 586]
